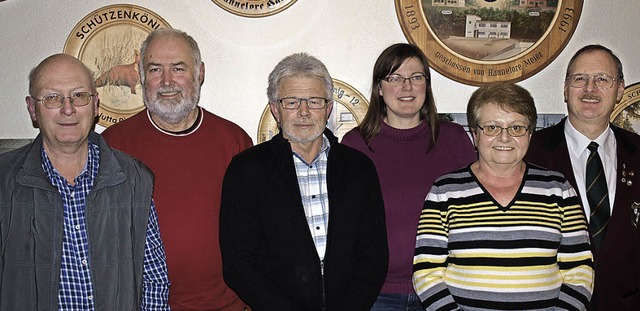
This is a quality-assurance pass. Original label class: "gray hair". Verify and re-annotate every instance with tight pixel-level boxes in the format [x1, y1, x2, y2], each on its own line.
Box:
[138, 28, 202, 84]
[267, 53, 333, 103]
[28, 54, 95, 97]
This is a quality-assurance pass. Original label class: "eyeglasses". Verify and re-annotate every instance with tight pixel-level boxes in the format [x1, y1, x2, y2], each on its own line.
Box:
[278, 97, 328, 110]
[476, 125, 529, 137]
[382, 74, 428, 86]
[35, 92, 95, 109]
[566, 73, 618, 89]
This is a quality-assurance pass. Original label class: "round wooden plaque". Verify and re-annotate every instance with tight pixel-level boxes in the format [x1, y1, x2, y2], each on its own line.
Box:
[211, 0, 297, 18]
[63, 4, 171, 128]
[395, 0, 583, 86]
[611, 82, 640, 134]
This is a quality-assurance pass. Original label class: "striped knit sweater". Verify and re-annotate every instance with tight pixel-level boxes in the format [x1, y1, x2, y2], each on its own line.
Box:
[413, 164, 594, 311]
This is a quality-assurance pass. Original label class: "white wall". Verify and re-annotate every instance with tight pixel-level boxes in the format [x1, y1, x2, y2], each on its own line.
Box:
[1, 0, 638, 141]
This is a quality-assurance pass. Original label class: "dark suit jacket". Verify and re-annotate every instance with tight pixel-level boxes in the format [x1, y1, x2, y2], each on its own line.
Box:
[220, 129, 388, 311]
[525, 118, 640, 311]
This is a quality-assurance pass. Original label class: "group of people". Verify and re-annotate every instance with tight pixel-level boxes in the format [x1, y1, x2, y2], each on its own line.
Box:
[0, 26, 637, 311]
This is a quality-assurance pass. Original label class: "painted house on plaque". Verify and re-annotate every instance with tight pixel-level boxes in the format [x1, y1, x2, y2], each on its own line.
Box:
[432, 0, 465, 8]
[465, 15, 511, 39]
[520, 0, 546, 6]
[519, 0, 553, 11]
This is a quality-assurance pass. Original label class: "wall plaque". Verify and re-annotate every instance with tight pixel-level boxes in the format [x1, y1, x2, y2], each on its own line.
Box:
[395, 0, 582, 85]
[611, 82, 640, 135]
[211, 0, 297, 18]
[257, 79, 369, 143]
[63, 4, 171, 128]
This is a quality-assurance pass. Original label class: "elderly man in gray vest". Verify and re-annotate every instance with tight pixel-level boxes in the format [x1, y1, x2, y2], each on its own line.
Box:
[0, 54, 170, 310]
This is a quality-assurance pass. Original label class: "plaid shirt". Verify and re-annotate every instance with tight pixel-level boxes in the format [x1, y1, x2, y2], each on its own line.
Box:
[42, 142, 170, 310]
[292, 135, 331, 260]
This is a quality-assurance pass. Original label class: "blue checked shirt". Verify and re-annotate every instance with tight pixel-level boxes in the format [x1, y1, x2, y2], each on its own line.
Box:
[292, 135, 331, 260]
[42, 142, 170, 310]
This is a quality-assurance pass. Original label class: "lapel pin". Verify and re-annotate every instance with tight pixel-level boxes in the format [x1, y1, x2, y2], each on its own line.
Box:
[622, 164, 634, 186]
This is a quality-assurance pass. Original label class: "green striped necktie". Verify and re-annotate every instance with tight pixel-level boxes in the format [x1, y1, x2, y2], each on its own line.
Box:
[586, 141, 610, 252]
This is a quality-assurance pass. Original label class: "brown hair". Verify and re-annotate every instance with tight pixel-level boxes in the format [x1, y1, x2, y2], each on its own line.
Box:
[358, 43, 439, 150]
[467, 82, 537, 133]
[566, 44, 624, 80]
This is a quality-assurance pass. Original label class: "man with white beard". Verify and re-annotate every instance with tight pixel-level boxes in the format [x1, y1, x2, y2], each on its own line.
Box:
[102, 28, 253, 311]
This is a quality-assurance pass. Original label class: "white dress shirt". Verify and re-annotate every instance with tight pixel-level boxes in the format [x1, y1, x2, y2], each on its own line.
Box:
[564, 118, 617, 220]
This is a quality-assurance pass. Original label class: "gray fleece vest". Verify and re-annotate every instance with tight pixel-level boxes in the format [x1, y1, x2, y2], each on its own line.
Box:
[0, 133, 154, 310]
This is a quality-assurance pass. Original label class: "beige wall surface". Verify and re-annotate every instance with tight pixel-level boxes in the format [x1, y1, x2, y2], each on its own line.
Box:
[1, 0, 638, 141]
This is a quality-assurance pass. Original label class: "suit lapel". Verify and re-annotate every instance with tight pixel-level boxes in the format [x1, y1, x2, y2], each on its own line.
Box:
[541, 119, 581, 197]
[610, 126, 640, 228]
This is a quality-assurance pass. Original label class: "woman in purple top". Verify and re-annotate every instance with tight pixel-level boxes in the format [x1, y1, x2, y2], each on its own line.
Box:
[342, 43, 476, 311]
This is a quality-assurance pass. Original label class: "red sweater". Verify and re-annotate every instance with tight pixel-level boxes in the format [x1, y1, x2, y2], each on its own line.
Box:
[102, 108, 253, 310]
[342, 121, 476, 295]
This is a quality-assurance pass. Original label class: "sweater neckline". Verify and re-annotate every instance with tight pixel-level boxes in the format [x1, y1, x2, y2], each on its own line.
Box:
[146, 107, 203, 137]
[379, 120, 429, 141]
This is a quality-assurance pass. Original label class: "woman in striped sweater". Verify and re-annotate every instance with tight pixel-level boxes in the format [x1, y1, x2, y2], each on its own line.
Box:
[412, 82, 594, 311]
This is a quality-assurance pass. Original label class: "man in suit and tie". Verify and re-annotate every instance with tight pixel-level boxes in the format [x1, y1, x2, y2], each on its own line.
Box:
[526, 44, 640, 310]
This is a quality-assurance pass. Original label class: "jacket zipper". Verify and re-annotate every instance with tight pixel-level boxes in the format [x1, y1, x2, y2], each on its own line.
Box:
[321, 259, 326, 311]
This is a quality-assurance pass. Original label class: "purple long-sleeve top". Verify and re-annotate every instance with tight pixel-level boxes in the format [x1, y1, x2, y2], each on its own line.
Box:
[342, 120, 476, 294]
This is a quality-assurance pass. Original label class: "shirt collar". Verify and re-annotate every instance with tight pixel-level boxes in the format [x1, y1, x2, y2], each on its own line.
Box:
[564, 118, 615, 159]
[41, 141, 100, 186]
[292, 134, 331, 166]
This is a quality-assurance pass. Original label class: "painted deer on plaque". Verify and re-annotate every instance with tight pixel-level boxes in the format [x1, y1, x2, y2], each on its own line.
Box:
[95, 50, 141, 94]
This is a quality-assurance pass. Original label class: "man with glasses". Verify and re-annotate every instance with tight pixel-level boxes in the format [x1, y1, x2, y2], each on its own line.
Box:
[526, 44, 640, 310]
[101, 28, 253, 311]
[219, 53, 388, 310]
[0, 54, 169, 309]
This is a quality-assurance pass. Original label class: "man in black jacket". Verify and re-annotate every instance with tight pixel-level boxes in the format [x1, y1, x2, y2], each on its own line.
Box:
[220, 52, 388, 311]
[525, 45, 640, 310]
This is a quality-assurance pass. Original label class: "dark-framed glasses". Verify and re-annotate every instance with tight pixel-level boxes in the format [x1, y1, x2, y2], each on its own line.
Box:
[35, 92, 95, 109]
[566, 73, 617, 89]
[278, 97, 328, 110]
[382, 73, 428, 86]
[477, 125, 529, 137]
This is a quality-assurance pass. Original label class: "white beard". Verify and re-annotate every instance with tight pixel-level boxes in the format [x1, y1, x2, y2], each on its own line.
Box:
[145, 86, 200, 124]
